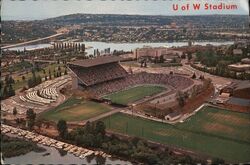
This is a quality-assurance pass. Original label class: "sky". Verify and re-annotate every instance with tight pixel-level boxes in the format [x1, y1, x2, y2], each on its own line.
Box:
[1, 0, 249, 20]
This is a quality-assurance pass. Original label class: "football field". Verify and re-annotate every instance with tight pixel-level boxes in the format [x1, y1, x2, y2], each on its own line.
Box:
[103, 85, 166, 105]
[102, 106, 250, 162]
[39, 97, 111, 121]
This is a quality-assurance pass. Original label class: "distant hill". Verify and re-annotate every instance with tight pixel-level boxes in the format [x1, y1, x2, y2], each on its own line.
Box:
[1, 14, 249, 44]
[43, 13, 249, 27]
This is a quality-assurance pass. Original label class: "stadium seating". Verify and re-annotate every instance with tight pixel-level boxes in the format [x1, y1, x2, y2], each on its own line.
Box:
[70, 63, 128, 86]
[87, 72, 194, 97]
[19, 75, 71, 106]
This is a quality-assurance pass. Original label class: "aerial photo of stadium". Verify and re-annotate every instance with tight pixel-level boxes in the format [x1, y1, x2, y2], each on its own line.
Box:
[1, 0, 250, 164]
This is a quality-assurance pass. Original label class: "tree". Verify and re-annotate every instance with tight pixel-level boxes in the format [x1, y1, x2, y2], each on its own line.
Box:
[49, 72, 52, 80]
[22, 76, 26, 81]
[187, 52, 192, 61]
[3, 85, 8, 99]
[13, 107, 17, 116]
[154, 56, 159, 63]
[159, 55, 164, 63]
[64, 69, 68, 75]
[27, 78, 33, 88]
[176, 91, 186, 107]
[57, 119, 68, 138]
[140, 61, 144, 67]
[172, 57, 177, 63]
[26, 109, 36, 130]
[5, 75, 10, 84]
[85, 121, 94, 134]
[12, 107, 17, 116]
[8, 84, 15, 97]
[37, 75, 42, 84]
[191, 73, 196, 79]
[95, 121, 106, 136]
[211, 158, 225, 165]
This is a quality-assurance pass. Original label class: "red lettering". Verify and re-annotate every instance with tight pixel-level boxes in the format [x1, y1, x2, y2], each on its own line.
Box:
[193, 4, 201, 10]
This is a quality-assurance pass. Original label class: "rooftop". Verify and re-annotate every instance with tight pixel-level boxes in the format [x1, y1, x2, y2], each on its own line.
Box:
[68, 56, 123, 67]
[228, 64, 250, 68]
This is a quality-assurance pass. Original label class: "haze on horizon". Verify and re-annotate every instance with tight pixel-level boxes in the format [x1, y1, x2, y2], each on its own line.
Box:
[2, 0, 249, 21]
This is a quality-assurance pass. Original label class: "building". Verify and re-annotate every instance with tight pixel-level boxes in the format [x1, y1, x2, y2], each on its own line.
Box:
[228, 64, 250, 72]
[134, 47, 168, 59]
[165, 111, 181, 121]
[233, 49, 243, 56]
[221, 81, 250, 100]
[134, 47, 182, 61]
[241, 58, 250, 64]
[216, 93, 230, 104]
[67, 56, 128, 90]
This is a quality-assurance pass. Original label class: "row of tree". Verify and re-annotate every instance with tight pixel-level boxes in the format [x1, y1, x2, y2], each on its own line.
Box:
[56, 120, 213, 164]
[191, 64, 250, 80]
[27, 72, 42, 88]
[0, 75, 16, 100]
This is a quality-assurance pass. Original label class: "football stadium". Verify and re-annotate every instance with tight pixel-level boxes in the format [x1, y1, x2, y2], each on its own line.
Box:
[68, 56, 194, 106]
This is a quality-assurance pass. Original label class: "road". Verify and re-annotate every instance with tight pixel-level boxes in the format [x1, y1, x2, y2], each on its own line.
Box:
[2, 33, 64, 49]
[86, 107, 123, 123]
[24, 59, 57, 64]
[181, 59, 233, 86]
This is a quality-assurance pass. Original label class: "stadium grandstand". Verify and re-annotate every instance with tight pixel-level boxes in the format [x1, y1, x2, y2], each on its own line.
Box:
[68, 56, 128, 87]
[86, 72, 193, 97]
[68, 56, 194, 99]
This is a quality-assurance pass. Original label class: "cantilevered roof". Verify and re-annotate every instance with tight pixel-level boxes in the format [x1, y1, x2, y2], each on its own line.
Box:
[68, 56, 123, 67]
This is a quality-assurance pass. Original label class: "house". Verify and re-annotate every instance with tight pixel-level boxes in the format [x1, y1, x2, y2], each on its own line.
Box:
[216, 93, 230, 104]
[165, 111, 181, 121]
[233, 49, 243, 56]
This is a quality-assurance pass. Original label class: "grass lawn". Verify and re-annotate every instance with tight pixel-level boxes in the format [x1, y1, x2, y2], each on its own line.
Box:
[103, 85, 166, 105]
[12, 63, 65, 90]
[101, 107, 250, 162]
[39, 97, 111, 121]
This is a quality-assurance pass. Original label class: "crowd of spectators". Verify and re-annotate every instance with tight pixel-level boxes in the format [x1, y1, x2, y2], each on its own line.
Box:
[70, 63, 128, 86]
[87, 72, 194, 97]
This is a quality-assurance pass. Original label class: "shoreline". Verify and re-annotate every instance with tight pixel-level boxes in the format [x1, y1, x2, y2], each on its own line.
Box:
[1, 134, 46, 158]
[1, 124, 113, 160]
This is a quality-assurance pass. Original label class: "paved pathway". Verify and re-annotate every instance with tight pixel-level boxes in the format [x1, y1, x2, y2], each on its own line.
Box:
[120, 103, 209, 125]
[89, 108, 122, 122]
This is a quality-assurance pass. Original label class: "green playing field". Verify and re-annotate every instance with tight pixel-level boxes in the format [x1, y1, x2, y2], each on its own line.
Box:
[103, 85, 166, 105]
[39, 97, 111, 121]
[101, 106, 250, 162]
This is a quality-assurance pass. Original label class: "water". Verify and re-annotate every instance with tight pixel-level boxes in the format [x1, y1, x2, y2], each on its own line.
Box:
[6, 41, 234, 54]
[3, 145, 131, 164]
[6, 43, 53, 51]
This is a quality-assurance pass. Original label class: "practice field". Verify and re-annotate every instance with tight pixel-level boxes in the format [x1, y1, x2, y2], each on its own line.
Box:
[103, 85, 166, 105]
[39, 97, 111, 121]
[102, 106, 250, 162]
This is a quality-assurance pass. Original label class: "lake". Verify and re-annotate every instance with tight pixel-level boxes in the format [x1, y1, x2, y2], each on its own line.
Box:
[6, 41, 234, 54]
[3, 145, 131, 164]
